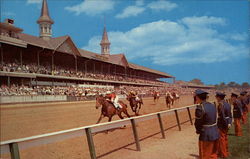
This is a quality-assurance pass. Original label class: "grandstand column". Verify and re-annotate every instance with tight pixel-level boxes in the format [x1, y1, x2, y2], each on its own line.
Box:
[37, 49, 44, 67]
[75, 57, 77, 72]
[20, 50, 23, 66]
[93, 62, 95, 74]
[0, 43, 3, 64]
[124, 67, 127, 78]
[101, 63, 103, 73]
[84, 59, 90, 74]
[37, 51, 40, 66]
[51, 54, 54, 75]
[30, 78, 32, 87]
[7, 76, 10, 87]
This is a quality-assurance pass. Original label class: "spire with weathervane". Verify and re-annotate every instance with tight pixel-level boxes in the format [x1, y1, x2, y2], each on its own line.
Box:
[100, 25, 111, 57]
[37, 0, 54, 40]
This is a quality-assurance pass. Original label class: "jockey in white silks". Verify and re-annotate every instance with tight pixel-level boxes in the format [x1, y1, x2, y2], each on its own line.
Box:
[105, 91, 122, 109]
[176, 93, 179, 98]
[166, 92, 173, 99]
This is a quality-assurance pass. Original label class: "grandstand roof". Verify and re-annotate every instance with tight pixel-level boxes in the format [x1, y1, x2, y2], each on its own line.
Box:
[129, 63, 172, 77]
[3, 32, 173, 78]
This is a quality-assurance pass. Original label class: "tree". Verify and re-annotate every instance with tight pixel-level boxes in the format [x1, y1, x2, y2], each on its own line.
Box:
[215, 82, 227, 90]
[227, 82, 240, 88]
[241, 82, 250, 88]
[190, 78, 204, 85]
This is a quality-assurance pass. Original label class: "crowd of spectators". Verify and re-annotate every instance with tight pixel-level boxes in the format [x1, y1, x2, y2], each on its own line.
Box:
[0, 62, 51, 74]
[0, 84, 114, 97]
[0, 62, 224, 98]
[0, 62, 165, 85]
[0, 83, 200, 97]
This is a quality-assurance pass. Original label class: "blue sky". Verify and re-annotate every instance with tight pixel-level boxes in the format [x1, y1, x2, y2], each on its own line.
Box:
[1, 0, 249, 85]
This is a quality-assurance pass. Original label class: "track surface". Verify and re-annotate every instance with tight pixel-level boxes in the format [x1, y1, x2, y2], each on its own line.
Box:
[0, 95, 211, 159]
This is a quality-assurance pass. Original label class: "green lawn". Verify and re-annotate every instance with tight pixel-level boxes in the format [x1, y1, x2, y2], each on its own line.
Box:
[227, 115, 250, 159]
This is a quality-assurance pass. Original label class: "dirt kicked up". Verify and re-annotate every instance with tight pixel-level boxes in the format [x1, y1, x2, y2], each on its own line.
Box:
[0, 95, 214, 159]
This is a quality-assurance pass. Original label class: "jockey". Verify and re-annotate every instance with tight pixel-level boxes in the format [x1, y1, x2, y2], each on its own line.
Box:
[157, 91, 160, 97]
[129, 91, 140, 101]
[129, 91, 136, 97]
[105, 91, 122, 110]
[166, 92, 173, 99]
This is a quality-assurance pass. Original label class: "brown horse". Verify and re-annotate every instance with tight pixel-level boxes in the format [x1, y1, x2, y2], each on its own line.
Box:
[154, 92, 160, 103]
[165, 94, 173, 109]
[127, 95, 143, 116]
[95, 95, 130, 124]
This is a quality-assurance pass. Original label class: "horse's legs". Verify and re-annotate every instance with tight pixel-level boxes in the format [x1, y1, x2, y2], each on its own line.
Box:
[118, 113, 124, 120]
[108, 116, 113, 122]
[96, 114, 104, 124]
[136, 104, 141, 115]
[123, 109, 130, 118]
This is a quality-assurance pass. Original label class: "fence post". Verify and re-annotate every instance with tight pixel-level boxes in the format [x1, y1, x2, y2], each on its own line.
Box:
[174, 110, 181, 131]
[131, 119, 141, 151]
[9, 143, 20, 159]
[85, 128, 96, 159]
[157, 113, 166, 139]
[187, 107, 193, 125]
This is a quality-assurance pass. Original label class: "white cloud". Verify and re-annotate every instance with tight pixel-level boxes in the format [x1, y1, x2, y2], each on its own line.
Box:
[136, 0, 144, 6]
[181, 16, 226, 27]
[65, 0, 115, 16]
[26, 0, 42, 4]
[115, 6, 145, 19]
[147, 0, 177, 12]
[220, 33, 248, 41]
[83, 16, 248, 65]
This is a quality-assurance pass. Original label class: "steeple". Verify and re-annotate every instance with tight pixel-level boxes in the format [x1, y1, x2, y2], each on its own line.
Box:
[100, 26, 111, 56]
[37, 0, 54, 40]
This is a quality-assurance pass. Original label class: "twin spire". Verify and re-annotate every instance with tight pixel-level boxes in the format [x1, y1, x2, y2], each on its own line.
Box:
[37, 0, 111, 56]
[100, 26, 111, 56]
[37, 0, 54, 40]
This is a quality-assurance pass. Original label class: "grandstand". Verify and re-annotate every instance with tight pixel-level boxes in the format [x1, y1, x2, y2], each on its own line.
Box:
[0, 0, 173, 94]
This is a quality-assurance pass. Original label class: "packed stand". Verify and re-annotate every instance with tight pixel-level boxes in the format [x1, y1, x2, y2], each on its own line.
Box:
[0, 62, 165, 85]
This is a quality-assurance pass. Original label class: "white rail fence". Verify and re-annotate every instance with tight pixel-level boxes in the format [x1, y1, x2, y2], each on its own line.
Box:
[0, 104, 197, 159]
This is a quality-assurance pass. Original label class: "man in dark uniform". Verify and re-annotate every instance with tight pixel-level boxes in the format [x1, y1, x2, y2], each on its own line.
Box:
[194, 89, 219, 159]
[215, 92, 232, 158]
[231, 93, 243, 136]
[240, 91, 248, 124]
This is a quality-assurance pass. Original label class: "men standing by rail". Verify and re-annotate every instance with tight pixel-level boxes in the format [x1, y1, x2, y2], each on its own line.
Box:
[194, 89, 219, 159]
[215, 92, 232, 158]
[231, 93, 243, 136]
[239, 91, 248, 124]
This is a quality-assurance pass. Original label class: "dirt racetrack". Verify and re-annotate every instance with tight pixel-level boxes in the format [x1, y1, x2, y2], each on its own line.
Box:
[0, 95, 215, 159]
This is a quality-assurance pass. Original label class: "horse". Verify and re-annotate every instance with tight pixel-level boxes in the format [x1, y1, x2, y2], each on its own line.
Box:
[165, 94, 173, 109]
[95, 95, 130, 124]
[171, 92, 180, 104]
[154, 92, 160, 103]
[127, 95, 143, 116]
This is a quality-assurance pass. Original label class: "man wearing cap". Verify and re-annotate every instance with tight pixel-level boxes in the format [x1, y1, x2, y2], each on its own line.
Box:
[231, 93, 243, 136]
[194, 89, 219, 159]
[240, 91, 248, 124]
[216, 92, 232, 158]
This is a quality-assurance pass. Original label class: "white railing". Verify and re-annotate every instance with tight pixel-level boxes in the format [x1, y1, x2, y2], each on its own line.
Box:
[0, 95, 67, 104]
[0, 104, 197, 159]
